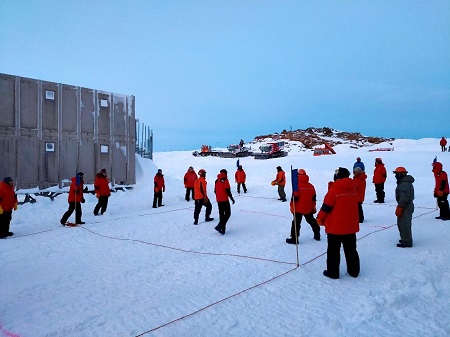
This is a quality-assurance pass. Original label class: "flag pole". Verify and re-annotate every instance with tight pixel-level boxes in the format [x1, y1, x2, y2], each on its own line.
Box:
[291, 165, 300, 267]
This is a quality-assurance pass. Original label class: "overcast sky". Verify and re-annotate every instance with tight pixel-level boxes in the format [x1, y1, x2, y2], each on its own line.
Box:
[1, 1, 449, 151]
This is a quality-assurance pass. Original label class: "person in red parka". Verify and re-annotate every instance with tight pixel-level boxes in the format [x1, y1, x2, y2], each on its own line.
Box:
[440, 137, 447, 152]
[153, 169, 165, 208]
[214, 169, 235, 235]
[184, 166, 198, 201]
[373, 158, 387, 203]
[235, 165, 247, 194]
[93, 168, 111, 216]
[0, 177, 18, 238]
[60, 172, 85, 225]
[432, 161, 450, 220]
[316, 167, 360, 279]
[286, 169, 321, 244]
[272, 166, 286, 202]
[353, 167, 367, 223]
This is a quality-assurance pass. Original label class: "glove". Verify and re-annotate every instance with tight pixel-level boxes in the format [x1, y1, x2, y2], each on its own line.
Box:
[395, 206, 403, 217]
[271, 180, 277, 186]
[83, 186, 88, 192]
[437, 191, 443, 197]
[231, 198, 235, 204]
[81, 198, 85, 203]
[0, 205, 3, 214]
[316, 217, 323, 226]
[313, 205, 317, 214]
[163, 187, 165, 192]
[203, 196, 209, 203]
[14, 203, 18, 211]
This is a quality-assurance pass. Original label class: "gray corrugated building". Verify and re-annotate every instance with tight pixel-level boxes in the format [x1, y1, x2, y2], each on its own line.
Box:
[0, 73, 136, 190]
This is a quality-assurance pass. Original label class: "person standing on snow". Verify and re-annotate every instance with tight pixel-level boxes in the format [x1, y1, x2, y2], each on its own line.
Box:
[316, 167, 360, 279]
[214, 169, 235, 235]
[193, 169, 214, 225]
[272, 166, 286, 202]
[373, 158, 387, 203]
[235, 165, 247, 194]
[0, 177, 18, 238]
[60, 172, 86, 225]
[93, 168, 111, 216]
[353, 167, 367, 223]
[286, 169, 321, 244]
[432, 161, 450, 220]
[440, 137, 447, 152]
[153, 169, 165, 208]
[184, 166, 198, 201]
[393, 167, 415, 248]
[353, 157, 365, 172]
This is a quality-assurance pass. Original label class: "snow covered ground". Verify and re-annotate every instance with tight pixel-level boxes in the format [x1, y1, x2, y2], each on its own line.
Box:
[0, 138, 449, 337]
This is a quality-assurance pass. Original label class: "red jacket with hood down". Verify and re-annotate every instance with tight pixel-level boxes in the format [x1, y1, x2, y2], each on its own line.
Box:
[184, 170, 198, 188]
[290, 174, 316, 214]
[317, 177, 359, 235]
[94, 174, 110, 197]
[353, 172, 367, 203]
[215, 172, 232, 202]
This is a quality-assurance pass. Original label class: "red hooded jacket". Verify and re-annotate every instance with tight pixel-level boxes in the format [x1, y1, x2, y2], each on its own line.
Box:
[154, 173, 165, 192]
[235, 169, 246, 183]
[184, 170, 198, 188]
[353, 172, 367, 203]
[94, 174, 110, 197]
[290, 174, 316, 214]
[317, 177, 359, 235]
[0, 181, 17, 212]
[373, 163, 387, 184]
[68, 177, 84, 203]
[215, 172, 232, 202]
[432, 162, 449, 194]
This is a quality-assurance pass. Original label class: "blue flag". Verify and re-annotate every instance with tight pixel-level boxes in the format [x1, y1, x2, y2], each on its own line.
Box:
[76, 171, 81, 186]
[433, 156, 437, 164]
[236, 159, 240, 168]
[291, 168, 298, 192]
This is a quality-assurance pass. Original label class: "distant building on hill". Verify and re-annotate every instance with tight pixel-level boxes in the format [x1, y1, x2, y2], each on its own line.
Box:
[0, 73, 136, 189]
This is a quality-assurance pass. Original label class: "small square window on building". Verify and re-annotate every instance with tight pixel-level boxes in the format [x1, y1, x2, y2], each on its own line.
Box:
[100, 99, 108, 107]
[100, 145, 109, 153]
[45, 142, 55, 152]
[45, 90, 55, 100]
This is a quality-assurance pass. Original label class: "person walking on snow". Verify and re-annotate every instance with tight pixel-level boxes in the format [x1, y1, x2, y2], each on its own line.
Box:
[153, 169, 165, 208]
[60, 172, 86, 225]
[193, 169, 214, 225]
[0, 177, 18, 238]
[353, 167, 367, 223]
[316, 167, 360, 279]
[272, 166, 286, 202]
[432, 161, 450, 220]
[93, 168, 111, 216]
[440, 137, 447, 152]
[286, 169, 321, 244]
[393, 167, 415, 248]
[235, 165, 247, 194]
[214, 169, 235, 235]
[184, 166, 197, 201]
[373, 158, 387, 203]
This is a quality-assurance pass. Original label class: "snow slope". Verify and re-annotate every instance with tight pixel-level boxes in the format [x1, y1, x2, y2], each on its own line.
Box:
[0, 138, 449, 337]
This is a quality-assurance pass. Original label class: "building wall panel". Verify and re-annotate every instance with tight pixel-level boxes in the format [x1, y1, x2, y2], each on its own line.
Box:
[0, 74, 15, 128]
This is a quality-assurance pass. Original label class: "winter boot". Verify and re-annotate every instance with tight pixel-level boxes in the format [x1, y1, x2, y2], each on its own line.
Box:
[286, 237, 298, 244]
[205, 217, 214, 222]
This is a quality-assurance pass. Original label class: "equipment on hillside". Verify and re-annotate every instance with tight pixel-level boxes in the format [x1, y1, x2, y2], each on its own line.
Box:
[192, 145, 222, 157]
[313, 143, 336, 156]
